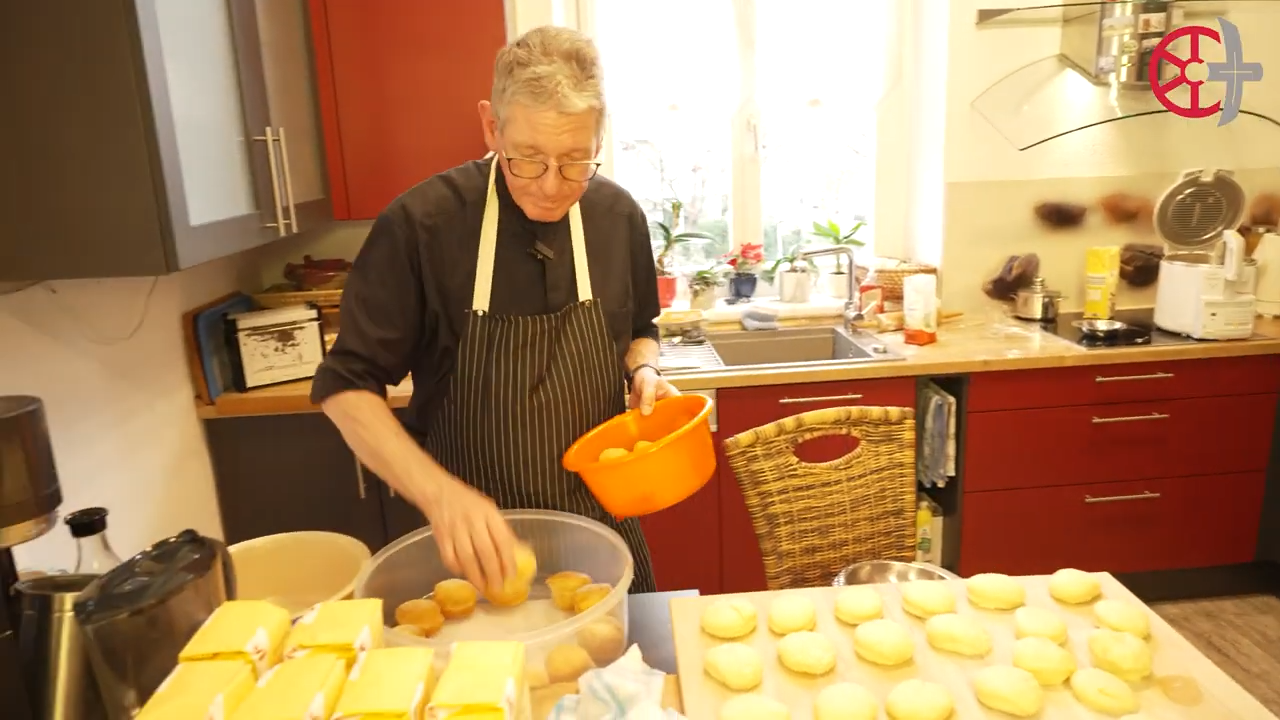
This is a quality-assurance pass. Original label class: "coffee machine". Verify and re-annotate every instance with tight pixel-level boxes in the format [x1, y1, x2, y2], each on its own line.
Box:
[1, 396, 65, 720]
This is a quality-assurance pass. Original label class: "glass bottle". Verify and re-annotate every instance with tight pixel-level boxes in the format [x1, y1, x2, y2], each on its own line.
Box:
[65, 507, 123, 574]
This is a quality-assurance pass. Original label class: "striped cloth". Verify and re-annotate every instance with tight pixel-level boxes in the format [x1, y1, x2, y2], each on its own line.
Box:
[548, 645, 685, 720]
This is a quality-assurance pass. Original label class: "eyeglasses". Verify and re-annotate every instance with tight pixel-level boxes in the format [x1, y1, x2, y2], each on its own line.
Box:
[503, 152, 602, 182]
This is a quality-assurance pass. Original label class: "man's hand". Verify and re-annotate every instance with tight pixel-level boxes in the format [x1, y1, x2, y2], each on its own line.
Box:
[415, 473, 516, 594]
[629, 365, 680, 415]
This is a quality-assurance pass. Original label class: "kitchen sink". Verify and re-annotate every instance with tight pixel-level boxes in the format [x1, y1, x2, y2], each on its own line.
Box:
[706, 326, 904, 367]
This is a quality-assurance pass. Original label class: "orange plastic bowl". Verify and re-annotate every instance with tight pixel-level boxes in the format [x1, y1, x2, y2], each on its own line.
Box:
[563, 394, 717, 518]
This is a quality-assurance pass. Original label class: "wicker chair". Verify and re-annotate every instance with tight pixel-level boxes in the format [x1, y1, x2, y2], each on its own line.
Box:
[723, 406, 917, 590]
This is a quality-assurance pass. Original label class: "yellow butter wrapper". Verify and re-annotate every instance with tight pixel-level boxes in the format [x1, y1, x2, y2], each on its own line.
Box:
[180, 600, 293, 677]
[284, 599, 383, 667]
[428, 642, 526, 720]
[332, 647, 435, 720]
[230, 653, 347, 720]
[138, 659, 256, 720]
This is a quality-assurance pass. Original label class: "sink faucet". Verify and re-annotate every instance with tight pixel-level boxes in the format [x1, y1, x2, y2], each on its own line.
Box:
[798, 245, 862, 331]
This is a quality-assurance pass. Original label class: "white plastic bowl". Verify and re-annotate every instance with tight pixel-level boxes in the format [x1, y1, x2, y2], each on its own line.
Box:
[229, 531, 371, 617]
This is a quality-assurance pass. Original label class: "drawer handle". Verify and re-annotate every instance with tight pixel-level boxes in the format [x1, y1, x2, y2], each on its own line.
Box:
[1084, 491, 1161, 504]
[1091, 412, 1170, 424]
[779, 393, 864, 405]
[1094, 372, 1175, 383]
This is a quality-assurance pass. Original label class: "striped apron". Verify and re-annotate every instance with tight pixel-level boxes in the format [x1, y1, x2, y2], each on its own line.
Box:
[421, 157, 657, 594]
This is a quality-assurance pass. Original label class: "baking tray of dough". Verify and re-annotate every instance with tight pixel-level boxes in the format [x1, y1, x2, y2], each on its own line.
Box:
[669, 573, 1276, 719]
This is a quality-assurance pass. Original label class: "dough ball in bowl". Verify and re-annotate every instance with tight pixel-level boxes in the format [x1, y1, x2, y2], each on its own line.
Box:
[599, 447, 630, 462]
[701, 597, 758, 639]
[1093, 599, 1150, 639]
[577, 615, 626, 665]
[777, 630, 837, 675]
[899, 581, 956, 619]
[514, 541, 538, 584]
[924, 613, 992, 657]
[886, 679, 953, 720]
[973, 666, 1044, 718]
[704, 642, 764, 691]
[719, 694, 790, 720]
[393, 624, 426, 638]
[834, 586, 883, 625]
[1070, 667, 1139, 716]
[546, 570, 593, 611]
[1012, 635, 1077, 685]
[545, 644, 595, 683]
[1013, 606, 1068, 644]
[1049, 568, 1101, 604]
[572, 583, 613, 614]
[484, 580, 531, 608]
[853, 619, 914, 666]
[1088, 628, 1153, 682]
[966, 573, 1026, 610]
[394, 598, 444, 636]
[433, 578, 478, 619]
[814, 682, 878, 720]
[767, 594, 816, 634]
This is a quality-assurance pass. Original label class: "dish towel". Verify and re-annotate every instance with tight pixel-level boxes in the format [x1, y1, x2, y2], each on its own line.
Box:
[548, 645, 686, 720]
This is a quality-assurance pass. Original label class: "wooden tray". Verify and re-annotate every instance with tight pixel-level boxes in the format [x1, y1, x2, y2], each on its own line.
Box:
[669, 573, 1275, 719]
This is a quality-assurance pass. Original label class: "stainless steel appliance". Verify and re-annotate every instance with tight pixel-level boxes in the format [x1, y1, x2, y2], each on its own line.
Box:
[74, 529, 235, 720]
[15, 574, 104, 720]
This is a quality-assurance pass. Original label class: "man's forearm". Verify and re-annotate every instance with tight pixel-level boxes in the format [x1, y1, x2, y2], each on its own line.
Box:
[625, 337, 659, 372]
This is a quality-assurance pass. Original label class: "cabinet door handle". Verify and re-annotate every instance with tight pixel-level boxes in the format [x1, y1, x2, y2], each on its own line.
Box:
[253, 127, 287, 237]
[1094, 372, 1174, 383]
[1084, 491, 1161, 504]
[778, 393, 864, 405]
[1091, 412, 1170, 424]
[275, 126, 299, 233]
[354, 457, 367, 500]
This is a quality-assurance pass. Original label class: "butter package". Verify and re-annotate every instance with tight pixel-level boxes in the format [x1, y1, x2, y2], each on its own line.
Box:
[283, 599, 383, 666]
[230, 653, 348, 720]
[428, 641, 527, 719]
[180, 600, 293, 677]
[138, 659, 257, 720]
[332, 647, 436, 719]
[1084, 246, 1121, 319]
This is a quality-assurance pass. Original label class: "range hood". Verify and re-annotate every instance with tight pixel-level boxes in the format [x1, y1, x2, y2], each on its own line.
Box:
[972, 0, 1280, 150]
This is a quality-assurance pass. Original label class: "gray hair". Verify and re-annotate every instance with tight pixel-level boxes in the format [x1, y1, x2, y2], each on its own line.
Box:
[491, 26, 605, 133]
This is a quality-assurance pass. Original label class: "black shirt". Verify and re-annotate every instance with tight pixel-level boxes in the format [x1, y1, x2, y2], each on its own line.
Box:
[310, 158, 661, 438]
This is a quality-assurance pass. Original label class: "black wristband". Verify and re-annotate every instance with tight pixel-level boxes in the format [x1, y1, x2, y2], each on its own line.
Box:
[628, 362, 661, 379]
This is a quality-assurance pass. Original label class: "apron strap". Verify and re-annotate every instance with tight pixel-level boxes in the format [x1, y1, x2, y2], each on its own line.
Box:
[472, 155, 594, 313]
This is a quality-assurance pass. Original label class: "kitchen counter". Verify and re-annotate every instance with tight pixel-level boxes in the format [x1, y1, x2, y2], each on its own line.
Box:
[200, 316, 1280, 418]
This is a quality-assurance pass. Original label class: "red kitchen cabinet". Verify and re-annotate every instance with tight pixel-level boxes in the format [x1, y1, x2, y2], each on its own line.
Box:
[308, 0, 506, 219]
[639, 428, 723, 596]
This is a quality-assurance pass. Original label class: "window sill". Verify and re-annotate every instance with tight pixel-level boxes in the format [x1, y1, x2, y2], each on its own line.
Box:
[657, 294, 848, 326]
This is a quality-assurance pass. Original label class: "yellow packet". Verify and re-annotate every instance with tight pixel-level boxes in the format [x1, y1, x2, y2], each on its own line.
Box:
[1084, 246, 1121, 319]
[284, 599, 383, 667]
[137, 659, 256, 720]
[230, 653, 347, 720]
[428, 642, 526, 720]
[180, 600, 293, 677]
[332, 647, 436, 720]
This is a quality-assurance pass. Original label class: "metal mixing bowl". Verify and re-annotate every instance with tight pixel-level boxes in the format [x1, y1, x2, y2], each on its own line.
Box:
[832, 560, 961, 586]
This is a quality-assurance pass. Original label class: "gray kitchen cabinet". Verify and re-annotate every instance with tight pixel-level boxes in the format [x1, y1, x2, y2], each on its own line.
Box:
[1, 0, 329, 282]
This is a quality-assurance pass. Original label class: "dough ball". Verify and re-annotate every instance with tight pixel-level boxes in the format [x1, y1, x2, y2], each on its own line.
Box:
[1093, 599, 1150, 639]
[899, 581, 956, 619]
[484, 580, 531, 608]
[1049, 568, 1101, 604]
[1088, 628, 1153, 682]
[924, 613, 992, 657]
[1012, 636, 1077, 685]
[885, 679, 953, 720]
[526, 665, 550, 689]
[1070, 667, 1140, 716]
[433, 578, 479, 619]
[703, 642, 764, 691]
[393, 624, 426, 638]
[545, 644, 595, 683]
[1013, 606, 1068, 645]
[966, 573, 1026, 610]
[814, 682, 878, 720]
[852, 619, 914, 666]
[719, 693, 790, 720]
[546, 570, 593, 612]
[777, 630, 837, 675]
[577, 616, 626, 665]
[767, 594, 816, 634]
[833, 586, 883, 625]
[514, 541, 538, 584]
[599, 447, 630, 462]
[701, 597, 758, 639]
[633, 440, 654, 452]
[973, 666, 1044, 718]
[572, 583, 613, 614]
[394, 598, 444, 636]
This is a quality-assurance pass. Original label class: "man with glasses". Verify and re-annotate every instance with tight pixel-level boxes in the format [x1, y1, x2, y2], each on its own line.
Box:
[310, 26, 675, 594]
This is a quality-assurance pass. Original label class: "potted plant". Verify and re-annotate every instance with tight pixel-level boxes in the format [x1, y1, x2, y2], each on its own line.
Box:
[652, 200, 716, 308]
[811, 219, 865, 299]
[722, 243, 765, 303]
[686, 262, 730, 310]
[761, 245, 819, 304]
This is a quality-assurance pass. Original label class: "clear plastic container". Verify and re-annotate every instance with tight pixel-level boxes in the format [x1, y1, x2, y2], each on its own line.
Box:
[354, 509, 633, 677]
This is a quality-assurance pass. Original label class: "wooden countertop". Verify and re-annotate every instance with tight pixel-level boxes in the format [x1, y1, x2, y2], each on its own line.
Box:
[199, 317, 1280, 419]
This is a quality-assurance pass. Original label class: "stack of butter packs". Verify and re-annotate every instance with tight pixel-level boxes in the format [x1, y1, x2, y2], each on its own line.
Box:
[135, 597, 533, 719]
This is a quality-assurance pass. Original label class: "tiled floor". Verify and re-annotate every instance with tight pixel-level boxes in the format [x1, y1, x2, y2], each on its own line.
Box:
[1153, 594, 1280, 714]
